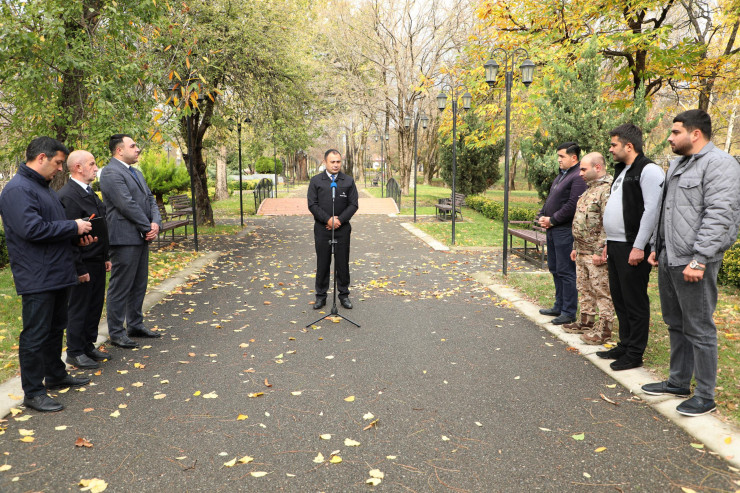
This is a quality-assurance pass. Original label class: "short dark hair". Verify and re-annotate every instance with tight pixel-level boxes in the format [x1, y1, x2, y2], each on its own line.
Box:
[609, 124, 644, 154]
[324, 149, 341, 160]
[556, 142, 580, 160]
[109, 133, 133, 154]
[674, 109, 712, 140]
[26, 137, 69, 163]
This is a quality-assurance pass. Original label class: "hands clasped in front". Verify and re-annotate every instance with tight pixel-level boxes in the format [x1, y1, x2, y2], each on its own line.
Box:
[325, 216, 342, 230]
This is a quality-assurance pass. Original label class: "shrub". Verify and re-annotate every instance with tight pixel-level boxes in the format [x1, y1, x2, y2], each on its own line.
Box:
[719, 240, 740, 288]
[465, 195, 537, 222]
[255, 156, 282, 174]
[138, 150, 190, 204]
[0, 228, 7, 268]
[227, 179, 259, 192]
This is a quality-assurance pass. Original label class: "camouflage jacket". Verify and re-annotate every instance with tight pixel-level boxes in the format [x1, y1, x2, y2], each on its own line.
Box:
[572, 174, 613, 255]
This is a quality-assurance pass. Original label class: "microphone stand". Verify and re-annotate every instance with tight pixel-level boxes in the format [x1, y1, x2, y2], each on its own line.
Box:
[306, 178, 360, 328]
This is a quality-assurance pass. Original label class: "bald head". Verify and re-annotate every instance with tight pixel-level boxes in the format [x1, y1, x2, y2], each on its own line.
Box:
[579, 152, 606, 183]
[67, 150, 98, 184]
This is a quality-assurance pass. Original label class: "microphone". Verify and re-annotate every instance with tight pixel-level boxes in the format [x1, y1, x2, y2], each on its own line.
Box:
[330, 179, 337, 199]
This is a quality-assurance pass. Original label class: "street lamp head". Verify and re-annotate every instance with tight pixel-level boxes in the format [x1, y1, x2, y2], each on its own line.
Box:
[462, 92, 472, 110]
[484, 59, 500, 87]
[520, 59, 535, 87]
[436, 92, 447, 111]
[420, 113, 429, 129]
[384, 131, 389, 141]
[374, 135, 379, 142]
[404, 115, 411, 129]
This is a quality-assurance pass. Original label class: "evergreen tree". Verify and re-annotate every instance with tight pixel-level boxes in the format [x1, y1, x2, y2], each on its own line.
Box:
[138, 151, 190, 206]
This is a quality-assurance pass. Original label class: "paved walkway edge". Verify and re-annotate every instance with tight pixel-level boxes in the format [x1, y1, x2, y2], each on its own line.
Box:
[0, 250, 224, 420]
[471, 271, 740, 468]
[400, 222, 450, 251]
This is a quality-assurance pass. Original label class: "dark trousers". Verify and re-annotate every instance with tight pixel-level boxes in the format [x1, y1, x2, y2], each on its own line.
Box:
[67, 261, 106, 357]
[546, 226, 578, 317]
[607, 241, 652, 359]
[314, 222, 351, 299]
[20, 288, 70, 397]
[107, 245, 149, 338]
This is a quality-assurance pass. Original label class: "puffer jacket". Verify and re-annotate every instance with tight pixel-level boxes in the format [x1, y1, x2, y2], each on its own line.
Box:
[653, 142, 740, 266]
[0, 164, 79, 295]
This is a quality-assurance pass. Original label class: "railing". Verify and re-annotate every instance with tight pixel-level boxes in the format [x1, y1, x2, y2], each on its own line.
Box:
[253, 178, 273, 212]
[386, 178, 401, 209]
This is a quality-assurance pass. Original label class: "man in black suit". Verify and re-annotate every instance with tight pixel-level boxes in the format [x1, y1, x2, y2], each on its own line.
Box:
[99, 134, 161, 349]
[307, 149, 359, 310]
[58, 150, 111, 369]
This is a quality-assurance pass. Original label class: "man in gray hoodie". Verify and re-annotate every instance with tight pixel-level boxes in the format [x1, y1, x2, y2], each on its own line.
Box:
[643, 110, 740, 416]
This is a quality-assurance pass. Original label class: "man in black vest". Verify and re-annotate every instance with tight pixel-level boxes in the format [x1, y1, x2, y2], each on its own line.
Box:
[307, 149, 359, 310]
[58, 150, 111, 369]
[537, 142, 587, 325]
[599, 124, 664, 370]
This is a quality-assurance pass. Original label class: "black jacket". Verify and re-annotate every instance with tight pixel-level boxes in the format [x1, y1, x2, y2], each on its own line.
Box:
[612, 153, 654, 244]
[0, 165, 78, 295]
[307, 172, 359, 226]
[538, 164, 587, 228]
[58, 180, 109, 274]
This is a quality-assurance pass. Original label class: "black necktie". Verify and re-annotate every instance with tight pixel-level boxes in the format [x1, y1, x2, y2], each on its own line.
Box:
[86, 185, 93, 195]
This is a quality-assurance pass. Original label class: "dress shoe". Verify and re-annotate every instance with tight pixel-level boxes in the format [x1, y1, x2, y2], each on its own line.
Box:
[551, 314, 576, 325]
[676, 396, 716, 416]
[339, 297, 353, 309]
[128, 327, 162, 338]
[539, 307, 561, 316]
[610, 356, 643, 371]
[642, 380, 691, 397]
[45, 375, 91, 390]
[23, 394, 64, 412]
[313, 298, 326, 310]
[87, 348, 109, 361]
[596, 346, 626, 360]
[110, 335, 140, 349]
[66, 354, 100, 369]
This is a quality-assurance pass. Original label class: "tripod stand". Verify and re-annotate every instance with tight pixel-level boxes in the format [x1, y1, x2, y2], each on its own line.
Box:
[306, 179, 360, 329]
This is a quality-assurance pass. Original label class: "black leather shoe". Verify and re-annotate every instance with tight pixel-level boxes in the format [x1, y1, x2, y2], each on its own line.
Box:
[66, 354, 100, 369]
[87, 348, 109, 361]
[128, 327, 162, 338]
[111, 335, 140, 349]
[610, 356, 643, 371]
[539, 307, 561, 316]
[313, 298, 326, 310]
[23, 394, 64, 412]
[551, 314, 576, 325]
[339, 298, 353, 309]
[642, 380, 691, 397]
[45, 375, 91, 390]
[596, 346, 626, 360]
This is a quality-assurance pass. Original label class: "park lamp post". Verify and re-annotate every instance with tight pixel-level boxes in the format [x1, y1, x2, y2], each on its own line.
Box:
[230, 116, 251, 227]
[436, 86, 472, 245]
[484, 49, 535, 276]
[374, 129, 389, 198]
[404, 111, 429, 223]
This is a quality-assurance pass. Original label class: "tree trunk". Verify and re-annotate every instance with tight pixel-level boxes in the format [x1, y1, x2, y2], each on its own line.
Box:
[726, 89, 739, 153]
[296, 151, 309, 181]
[215, 145, 228, 201]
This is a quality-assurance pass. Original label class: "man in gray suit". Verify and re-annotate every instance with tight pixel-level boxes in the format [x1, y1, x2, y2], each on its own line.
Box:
[99, 134, 162, 349]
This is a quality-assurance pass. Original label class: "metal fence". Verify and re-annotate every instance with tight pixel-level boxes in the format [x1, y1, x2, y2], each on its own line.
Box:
[253, 178, 273, 212]
[386, 177, 401, 209]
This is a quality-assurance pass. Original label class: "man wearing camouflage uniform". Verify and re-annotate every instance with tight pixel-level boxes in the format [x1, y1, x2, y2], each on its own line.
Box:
[564, 152, 615, 344]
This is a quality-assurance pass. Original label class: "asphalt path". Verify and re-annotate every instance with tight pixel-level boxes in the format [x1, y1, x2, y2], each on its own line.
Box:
[1, 215, 739, 492]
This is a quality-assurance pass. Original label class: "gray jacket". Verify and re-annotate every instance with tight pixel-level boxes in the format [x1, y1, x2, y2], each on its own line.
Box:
[99, 158, 161, 246]
[652, 142, 740, 266]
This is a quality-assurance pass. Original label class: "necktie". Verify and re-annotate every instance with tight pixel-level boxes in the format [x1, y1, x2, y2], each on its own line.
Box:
[129, 166, 141, 186]
[86, 186, 93, 195]
[331, 174, 336, 182]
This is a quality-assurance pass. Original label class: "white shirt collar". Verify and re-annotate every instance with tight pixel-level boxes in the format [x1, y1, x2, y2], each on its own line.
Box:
[70, 177, 90, 191]
[326, 170, 338, 180]
[112, 157, 131, 169]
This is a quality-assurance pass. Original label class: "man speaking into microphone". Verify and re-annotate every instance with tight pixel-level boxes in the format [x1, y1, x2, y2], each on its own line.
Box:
[307, 149, 359, 310]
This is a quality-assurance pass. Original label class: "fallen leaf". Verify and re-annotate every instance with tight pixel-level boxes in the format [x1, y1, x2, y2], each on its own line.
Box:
[599, 393, 618, 406]
[109, 410, 120, 418]
[14, 415, 31, 422]
[313, 452, 325, 463]
[320, 434, 332, 440]
[363, 412, 375, 420]
[690, 443, 704, 449]
[325, 355, 334, 359]
[344, 396, 355, 402]
[79, 478, 108, 492]
[202, 392, 218, 399]
[606, 384, 617, 388]
[237, 414, 248, 421]
[238, 456, 254, 464]
[583, 472, 591, 478]
[248, 392, 264, 398]
[681, 488, 697, 493]
[0, 464, 11, 471]
[154, 394, 166, 400]
[386, 455, 397, 460]
[193, 391, 201, 396]
[264, 379, 272, 388]
[18, 429, 34, 436]
[572, 433, 585, 441]
[75, 437, 93, 448]
[369, 469, 384, 479]
[344, 438, 361, 447]
[117, 370, 128, 375]
[55, 425, 68, 431]
[366, 478, 382, 486]
[291, 391, 302, 396]
[539, 428, 551, 432]
[475, 421, 483, 427]
[131, 382, 144, 388]
[329, 455, 342, 464]
[725, 437, 732, 444]
[363, 419, 379, 431]
[441, 435, 450, 441]
[83, 408, 94, 412]
[250, 471, 268, 477]
[223, 458, 237, 467]
[19, 436, 34, 443]
[594, 447, 606, 453]
[115, 387, 124, 392]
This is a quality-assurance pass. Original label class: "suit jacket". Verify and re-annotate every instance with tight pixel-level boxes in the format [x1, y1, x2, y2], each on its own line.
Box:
[307, 171, 359, 227]
[98, 158, 161, 246]
[58, 180, 109, 275]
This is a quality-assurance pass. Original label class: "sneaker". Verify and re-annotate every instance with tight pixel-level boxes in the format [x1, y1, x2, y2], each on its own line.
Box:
[676, 396, 716, 417]
[610, 356, 642, 371]
[641, 381, 691, 397]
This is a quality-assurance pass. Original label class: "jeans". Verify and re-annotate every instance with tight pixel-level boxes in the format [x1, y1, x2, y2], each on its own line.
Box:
[20, 288, 70, 397]
[546, 226, 577, 317]
[658, 250, 721, 400]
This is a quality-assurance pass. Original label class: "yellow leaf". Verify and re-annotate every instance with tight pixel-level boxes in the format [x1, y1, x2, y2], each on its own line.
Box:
[690, 443, 704, 449]
[291, 391, 302, 396]
[154, 394, 166, 400]
[9, 408, 22, 417]
[202, 392, 218, 399]
[363, 413, 375, 420]
[18, 429, 34, 436]
[386, 455, 397, 460]
[594, 447, 606, 453]
[117, 370, 128, 374]
[725, 436, 732, 444]
[344, 438, 361, 447]
[193, 390, 201, 396]
[79, 478, 108, 492]
[19, 436, 34, 443]
[572, 433, 585, 441]
[681, 488, 697, 493]
[237, 414, 248, 421]
[131, 382, 144, 387]
[329, 455, 342, 464]
[223, 458, 237, 467]
[366, 478, 382, 485]
[369, 469, 384, 478]
[320, 434, 332, 440]
[313, 452, 325, 463]
[238, 456, 254, 464]
[14, 415, 31, 422]
[250, 471, 268, 477]
[55, 425, 68, 431]
[0, 464, 11, 471]
[344, 396, 355, 402]
[110, 410, 120, 418]
[441, 435, 450, 441]
[248, 392, 263, 398]
[116, 387, 124, 392]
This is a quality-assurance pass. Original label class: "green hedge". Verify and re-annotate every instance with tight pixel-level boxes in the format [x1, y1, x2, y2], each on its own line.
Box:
[465, 195, 538, 222]
[719, 239, 740, 288]
[227, 179, 259, 192]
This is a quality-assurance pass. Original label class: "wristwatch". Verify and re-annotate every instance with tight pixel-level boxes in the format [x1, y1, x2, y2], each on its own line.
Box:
[689, 260, 706, 271]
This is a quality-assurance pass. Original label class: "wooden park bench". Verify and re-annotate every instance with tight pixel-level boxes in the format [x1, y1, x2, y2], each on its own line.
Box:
[507, 220, 547, 269]
[156, 203, 191, 247]
[435, 193, 466, 221]
[168, 194, 193, 216]
[371, 174, 380, 187]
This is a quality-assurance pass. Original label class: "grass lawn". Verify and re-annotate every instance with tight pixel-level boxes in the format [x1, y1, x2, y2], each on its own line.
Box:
[504, 270, 740, 423]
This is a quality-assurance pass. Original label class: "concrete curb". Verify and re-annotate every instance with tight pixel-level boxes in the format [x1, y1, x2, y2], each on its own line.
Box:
[471, 271, 740, 469]
[400, 222, 450, 251]
[0, 250, 224, 420]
